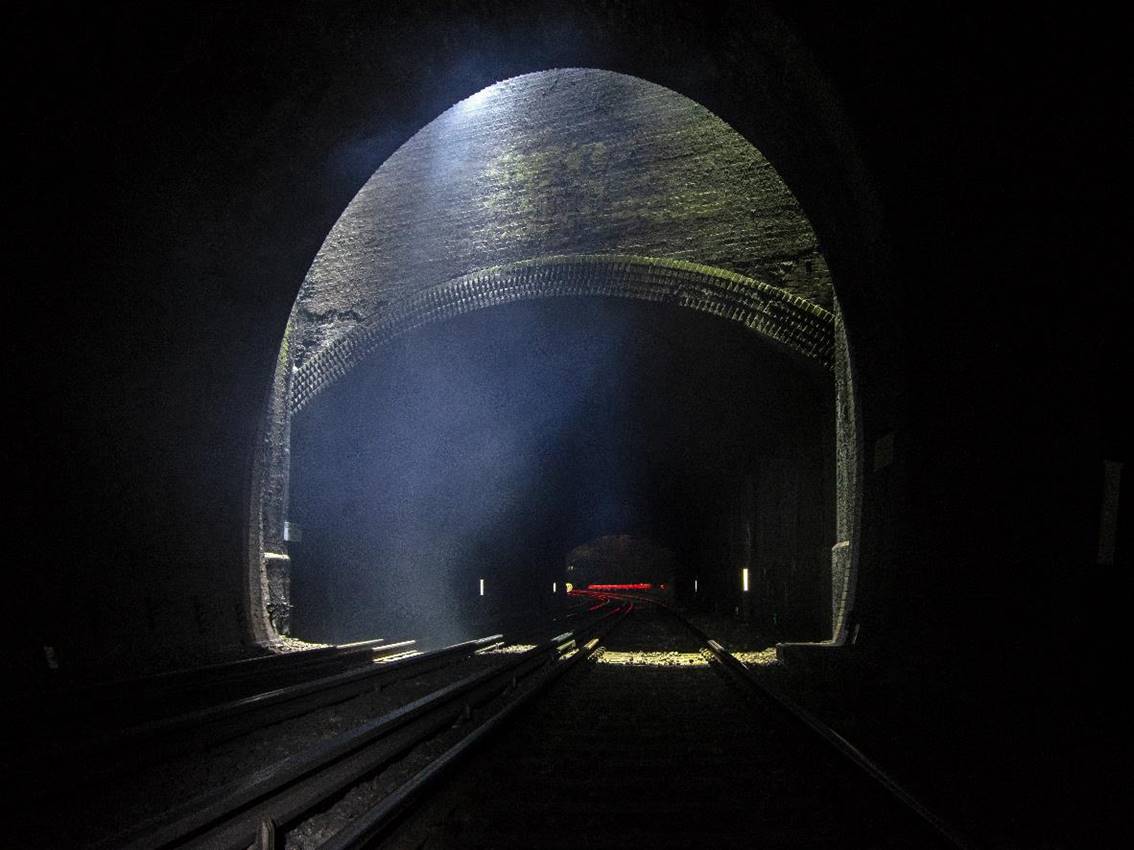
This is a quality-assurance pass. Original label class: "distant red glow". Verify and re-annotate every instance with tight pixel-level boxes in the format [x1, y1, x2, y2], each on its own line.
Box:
[586, 583, 653, 591]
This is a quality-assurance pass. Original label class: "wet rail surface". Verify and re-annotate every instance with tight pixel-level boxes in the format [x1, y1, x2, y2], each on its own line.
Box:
[382, 604, 955, 850]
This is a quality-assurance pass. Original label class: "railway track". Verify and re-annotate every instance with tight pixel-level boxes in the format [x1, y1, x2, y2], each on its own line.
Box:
[356, 596, 973, 850]
[10, 595, 970, 848]
[9, 636, 484, 791]
[3, 598, 616, 848]
[98, 601, 630, 850]
[5, 598, 605, 787]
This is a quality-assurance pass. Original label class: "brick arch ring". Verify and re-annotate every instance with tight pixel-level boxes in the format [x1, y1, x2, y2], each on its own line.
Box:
[290, 254, 834, 413]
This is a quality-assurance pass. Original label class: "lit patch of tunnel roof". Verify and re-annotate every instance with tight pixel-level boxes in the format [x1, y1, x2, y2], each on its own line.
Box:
[290, 68, 833, 388]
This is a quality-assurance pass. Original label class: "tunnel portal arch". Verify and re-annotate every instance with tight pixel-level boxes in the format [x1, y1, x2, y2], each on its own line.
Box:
[249, 68, 862, 650]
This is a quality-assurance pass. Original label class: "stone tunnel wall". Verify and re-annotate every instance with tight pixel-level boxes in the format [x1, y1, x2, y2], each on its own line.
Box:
[254, 256, 836, 642]
[13, 1, 902, 684]
[682, 376, 836, 640]
[16, 5, 1125, 844]
[252, 68, 844, 645]
[291, 68, 834, 380]
[286, 292, 835, 647]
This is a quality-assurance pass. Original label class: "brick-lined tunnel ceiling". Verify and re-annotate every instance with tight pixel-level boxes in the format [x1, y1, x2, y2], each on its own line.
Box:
[290, 68, 833, 398]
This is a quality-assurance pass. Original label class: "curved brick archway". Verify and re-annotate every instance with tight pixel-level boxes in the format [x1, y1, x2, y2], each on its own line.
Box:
[291, 254, 834, 413]
[248, 69, 862, 649]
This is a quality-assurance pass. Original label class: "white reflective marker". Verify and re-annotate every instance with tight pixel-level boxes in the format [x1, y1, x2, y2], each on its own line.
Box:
[552, 582, 557, 593]
[694, 578, 699, 592]
[742, 568, 749, 592]
[479, 578, 485, 596]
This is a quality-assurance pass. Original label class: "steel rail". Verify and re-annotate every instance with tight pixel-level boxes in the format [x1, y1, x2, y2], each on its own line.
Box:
[19, 596, 598, 758]
[491, 596, 614, 647]
[619, 593, 979, 850]
[36, 636, 499, 781]
[3, 637, 402, 741]
[104, 609, 625, 850]
[11, 638, 386, 705]
[314, 603, 633, 850]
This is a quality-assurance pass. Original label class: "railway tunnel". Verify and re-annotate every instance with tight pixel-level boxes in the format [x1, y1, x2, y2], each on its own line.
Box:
[268, 69, 843, 651]
[8, 3, 1127, 848]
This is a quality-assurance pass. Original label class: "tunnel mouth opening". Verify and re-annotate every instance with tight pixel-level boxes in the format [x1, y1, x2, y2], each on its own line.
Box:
[248, 67, 863, 656]
[285, 295, 837, 651]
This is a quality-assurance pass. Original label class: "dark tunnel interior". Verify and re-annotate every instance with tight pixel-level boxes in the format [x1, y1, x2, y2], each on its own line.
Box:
[8, 2, 1129, 846]
[290, 297, 833, 646]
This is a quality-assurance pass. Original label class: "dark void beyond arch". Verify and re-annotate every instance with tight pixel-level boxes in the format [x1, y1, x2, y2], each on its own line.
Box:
[248, 69, 861, 651]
